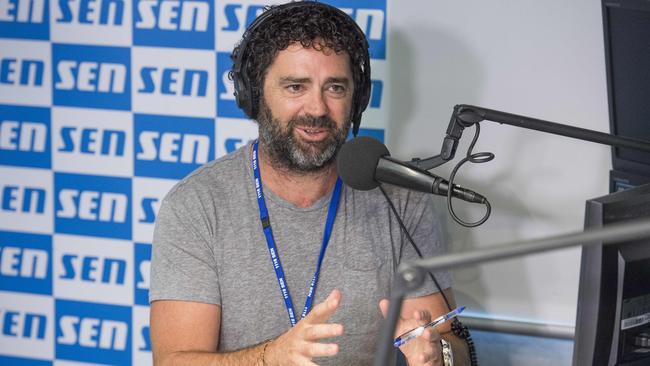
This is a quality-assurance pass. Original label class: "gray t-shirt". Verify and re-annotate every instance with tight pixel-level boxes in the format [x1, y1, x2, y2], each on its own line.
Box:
[150, 143, 452, 365]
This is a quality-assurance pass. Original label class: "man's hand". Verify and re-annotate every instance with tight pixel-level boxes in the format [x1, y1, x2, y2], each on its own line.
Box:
[379, 299, 442, 366]
[265, 289, 344, 366]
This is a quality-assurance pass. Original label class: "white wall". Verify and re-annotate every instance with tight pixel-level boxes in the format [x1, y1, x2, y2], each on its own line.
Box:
[386, 0, 611, 327]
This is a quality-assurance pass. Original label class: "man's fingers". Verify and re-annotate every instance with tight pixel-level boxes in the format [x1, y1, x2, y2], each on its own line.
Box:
[416, 336, 438, 365]
[306, 289, 341, 323]
[304, 323, 344, 340]
[413, 309, 432, 325]
[379, 299, 389, 318]
[422, 327, 441, 342]
[303, 341, 339, 358]
[293, 354, 320, 366]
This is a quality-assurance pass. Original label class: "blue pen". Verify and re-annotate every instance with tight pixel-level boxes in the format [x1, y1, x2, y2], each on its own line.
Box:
[393, 306, 466, 347]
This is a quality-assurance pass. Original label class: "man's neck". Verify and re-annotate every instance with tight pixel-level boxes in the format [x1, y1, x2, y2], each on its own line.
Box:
[257, 147, 338, 209]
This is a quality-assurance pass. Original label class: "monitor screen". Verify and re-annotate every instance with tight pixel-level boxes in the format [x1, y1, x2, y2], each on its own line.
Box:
[573, 183, 650, 365]
[603, 2, 650, 176]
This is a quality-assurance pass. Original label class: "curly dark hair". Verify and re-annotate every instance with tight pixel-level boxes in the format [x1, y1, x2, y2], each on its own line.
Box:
[229, 1, 370, 125]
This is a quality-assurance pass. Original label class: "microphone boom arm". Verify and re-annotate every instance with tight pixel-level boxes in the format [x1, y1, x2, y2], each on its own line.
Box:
[410, 104, 650, 171]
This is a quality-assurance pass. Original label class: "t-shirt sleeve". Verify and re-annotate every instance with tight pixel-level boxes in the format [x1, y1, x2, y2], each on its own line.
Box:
[398, 190, 453, 298]
[149, 185, 221, 305]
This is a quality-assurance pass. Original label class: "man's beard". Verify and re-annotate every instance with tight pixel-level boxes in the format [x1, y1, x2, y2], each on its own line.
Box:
[257, 100, 350, 174]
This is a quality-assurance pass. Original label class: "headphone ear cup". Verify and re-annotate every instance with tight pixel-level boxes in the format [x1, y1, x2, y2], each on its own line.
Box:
[233, 74, 250, 118]
[352, 60, 372, 136]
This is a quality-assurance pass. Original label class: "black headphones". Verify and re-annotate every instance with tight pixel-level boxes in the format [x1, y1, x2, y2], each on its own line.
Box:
[230, 1, 371, 136]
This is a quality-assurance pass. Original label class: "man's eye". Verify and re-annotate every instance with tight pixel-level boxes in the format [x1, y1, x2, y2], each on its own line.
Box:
[286, 84, 303, 92]
[328, 84, 347, 95]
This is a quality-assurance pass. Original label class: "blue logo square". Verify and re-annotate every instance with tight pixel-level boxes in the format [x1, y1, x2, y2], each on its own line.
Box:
[0, 104, 50, 169]
[134, 113, 215, 179]
[0, 231, 52, 295]
[0, 0, 49, 40]
[55, 299, 132, 365]
[52, 44, 131, 110]
[54, 173, 132, 240]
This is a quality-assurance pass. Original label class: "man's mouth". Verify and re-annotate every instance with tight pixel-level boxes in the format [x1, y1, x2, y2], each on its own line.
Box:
[295, 126, 330, 141]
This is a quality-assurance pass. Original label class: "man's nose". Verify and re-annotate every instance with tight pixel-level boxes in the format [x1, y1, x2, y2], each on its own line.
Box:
[305, 89, 328, 117]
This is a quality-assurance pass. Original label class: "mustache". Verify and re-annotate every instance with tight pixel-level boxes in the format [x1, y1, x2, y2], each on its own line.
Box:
[287, 115, 337, 130]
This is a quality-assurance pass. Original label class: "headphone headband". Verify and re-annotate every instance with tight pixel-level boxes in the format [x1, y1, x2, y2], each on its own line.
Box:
[231, 1, 371, 136]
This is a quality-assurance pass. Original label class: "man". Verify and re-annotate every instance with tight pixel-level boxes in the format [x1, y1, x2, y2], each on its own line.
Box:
[150, 2, 469, 365]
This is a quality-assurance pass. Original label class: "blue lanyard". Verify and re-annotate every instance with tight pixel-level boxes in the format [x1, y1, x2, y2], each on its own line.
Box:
[252, 141, 342, 327]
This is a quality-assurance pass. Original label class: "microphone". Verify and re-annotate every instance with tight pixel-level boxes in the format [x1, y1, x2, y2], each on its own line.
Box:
[337, 136, 486, 204]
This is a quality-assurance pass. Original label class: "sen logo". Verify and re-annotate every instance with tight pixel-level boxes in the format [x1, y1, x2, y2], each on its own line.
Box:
[2, 309, 47, 340]
[53, 44, 130, 110]
[0, 167, 52, 234]
[55, 173, 131, 239]
[54, 234, 134, 305]
[0, 0, 49, 40]
[0, 40, 51, 106]
[133, 0, 214, 49]
[0, 104, 50, 169]
[58, 127, 126, 156]
[56, 0, 126, 26]
[132, 47, 215, 117]
[52, 0, 132, 46]
[134, 113, 214, 179]
[0, 292, 53, 360]
[0, 231, 52, 295]
[52, 107, 133, 177]
[0, 57, 45, 87]
[56, 299, 131, 365]
[1, 184, 46, 214]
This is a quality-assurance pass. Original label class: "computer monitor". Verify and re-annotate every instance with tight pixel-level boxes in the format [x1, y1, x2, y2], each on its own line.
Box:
[573, 183, 650, 365]
[602, 0, 650, 178]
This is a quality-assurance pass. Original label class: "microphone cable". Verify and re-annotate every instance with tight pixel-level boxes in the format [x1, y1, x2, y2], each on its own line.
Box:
[379, 185, 479, 366]
[446, 122, 494, 227]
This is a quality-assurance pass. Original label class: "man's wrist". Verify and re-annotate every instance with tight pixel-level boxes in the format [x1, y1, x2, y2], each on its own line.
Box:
[261, 340, 272, 366]
[259, 339, 273, 366]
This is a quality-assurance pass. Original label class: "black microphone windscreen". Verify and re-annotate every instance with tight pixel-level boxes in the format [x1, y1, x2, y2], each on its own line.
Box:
[337, 136, 390, 190]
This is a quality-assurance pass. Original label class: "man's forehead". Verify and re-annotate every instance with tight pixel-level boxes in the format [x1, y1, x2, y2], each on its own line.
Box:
[269, 42, 351, 70]
[282, 40, 345, 56]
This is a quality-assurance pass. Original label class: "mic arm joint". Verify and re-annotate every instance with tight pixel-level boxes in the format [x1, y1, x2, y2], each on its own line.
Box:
[408, 104, 483, 171]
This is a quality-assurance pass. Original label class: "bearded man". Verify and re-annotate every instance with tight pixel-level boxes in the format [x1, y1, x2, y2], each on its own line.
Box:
[149, 2, 469, 365]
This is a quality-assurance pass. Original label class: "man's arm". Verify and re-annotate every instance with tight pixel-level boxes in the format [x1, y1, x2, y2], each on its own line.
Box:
[150, 300, 268, 365]
[150, 289, 345, 366]
[400, 288, 470, 366]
